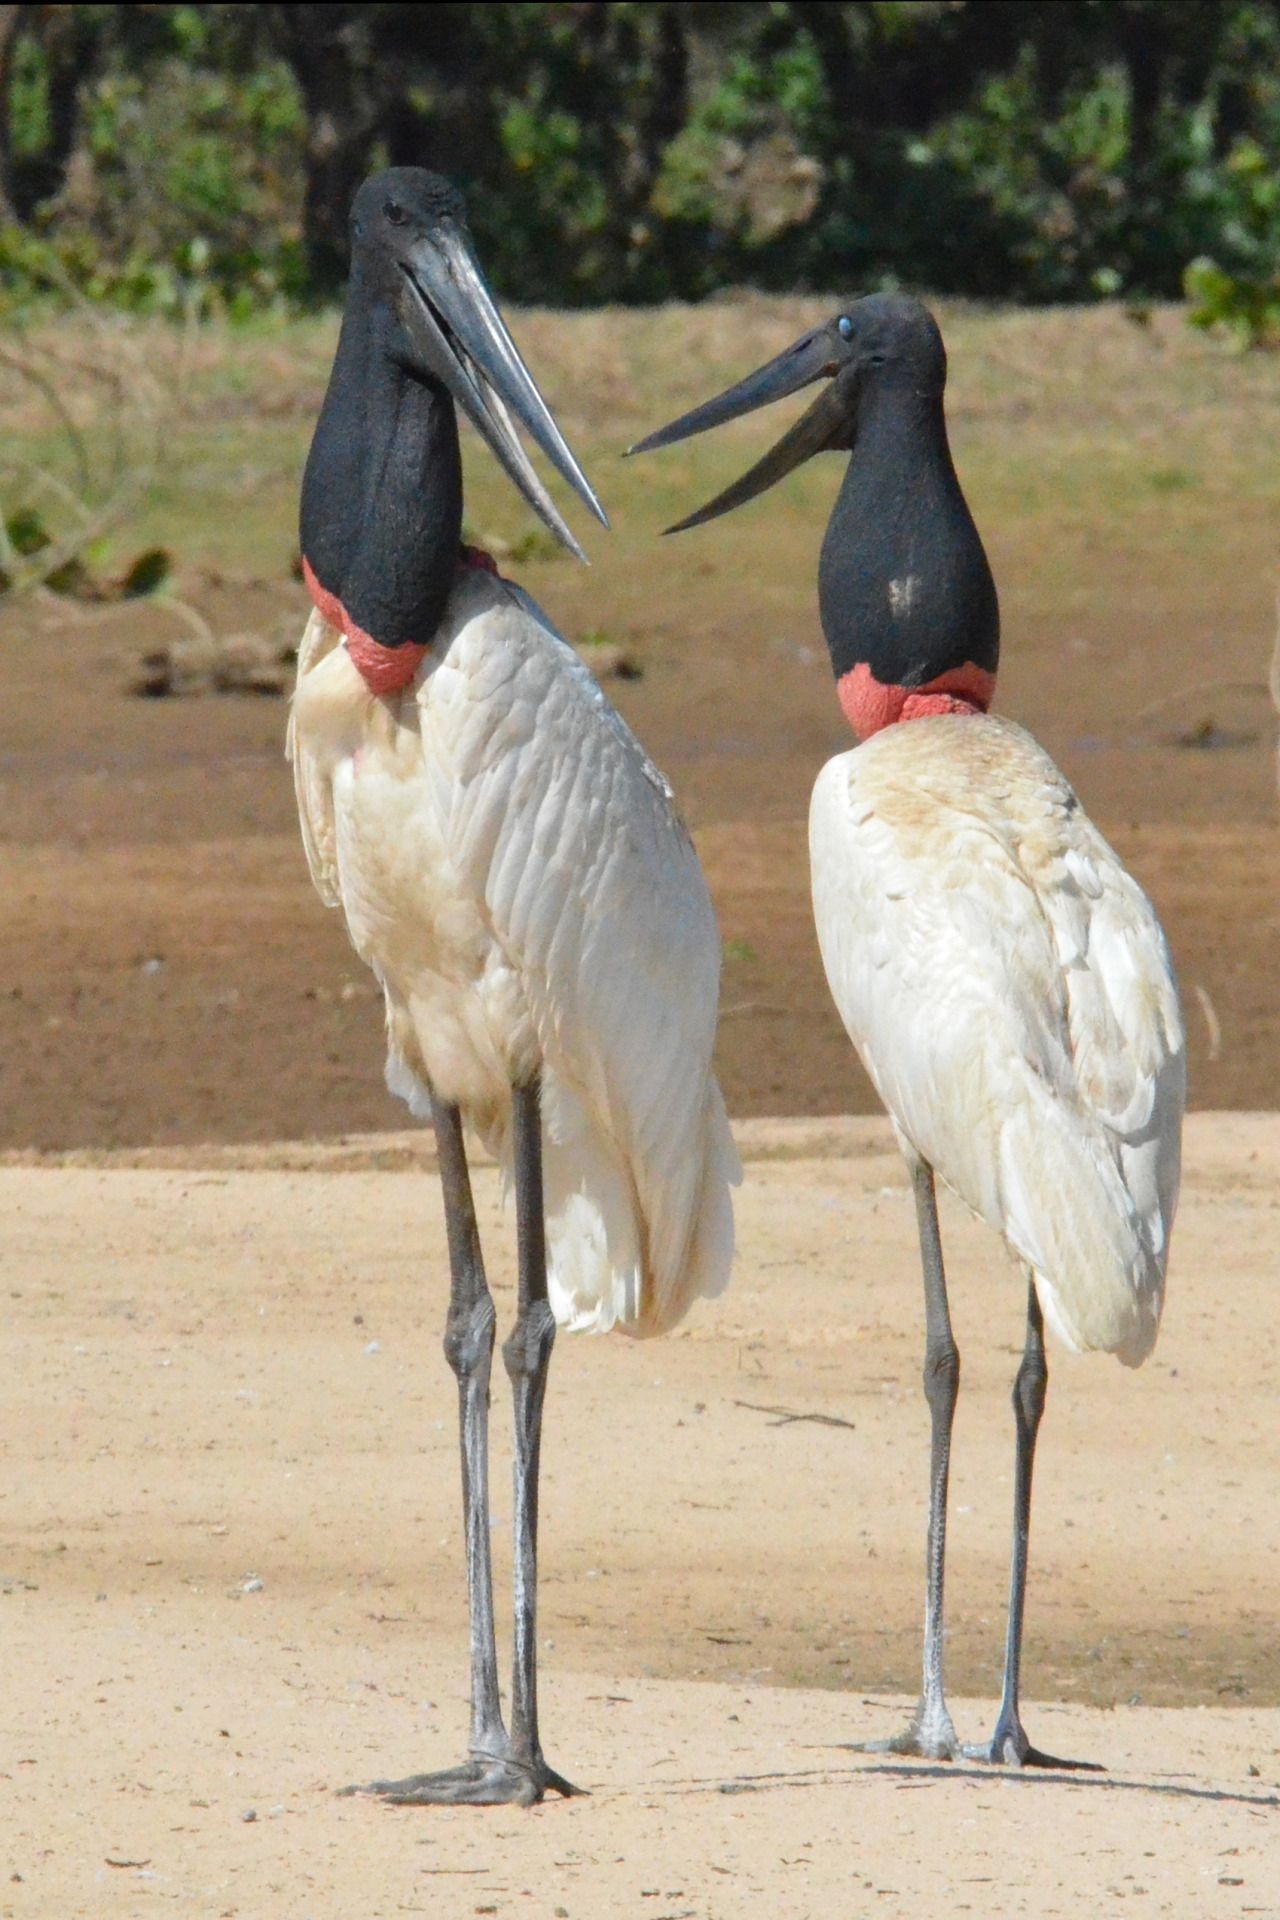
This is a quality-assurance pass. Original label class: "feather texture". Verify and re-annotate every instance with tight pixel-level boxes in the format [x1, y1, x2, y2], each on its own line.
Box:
[289, 569, 738, 1338]
[809, 713, 1184, 1364]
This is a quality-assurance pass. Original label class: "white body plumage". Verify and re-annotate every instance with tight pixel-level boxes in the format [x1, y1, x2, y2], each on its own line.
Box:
[289, 567, 738, 1338]
[809, 713, 1184, 1365]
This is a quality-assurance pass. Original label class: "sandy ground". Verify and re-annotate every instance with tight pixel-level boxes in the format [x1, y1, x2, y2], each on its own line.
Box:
[2, 1113, 1277, 1918]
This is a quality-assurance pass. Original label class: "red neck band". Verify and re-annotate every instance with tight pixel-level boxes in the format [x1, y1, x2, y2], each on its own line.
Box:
[301, 546, 502, 696]
[837, 660, 996, 742]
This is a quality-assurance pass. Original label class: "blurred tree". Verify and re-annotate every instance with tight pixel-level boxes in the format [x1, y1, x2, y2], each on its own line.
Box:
[0, 0, 1275, 318]
[263, 4, 503, 290]
[0, 4, 307, 314]
[262, 1, 697, 300]
[0, 3, 105, 222]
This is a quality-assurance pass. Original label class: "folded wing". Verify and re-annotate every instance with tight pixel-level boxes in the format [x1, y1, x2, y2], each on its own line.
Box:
[428, 578, 739, 1336]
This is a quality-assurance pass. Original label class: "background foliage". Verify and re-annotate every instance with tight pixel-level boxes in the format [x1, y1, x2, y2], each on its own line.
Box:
[0, 1, 1277, 334]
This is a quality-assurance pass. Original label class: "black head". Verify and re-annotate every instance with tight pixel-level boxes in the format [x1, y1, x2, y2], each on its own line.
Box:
[833, 293, 947, 393]
[629, 294, 948, 531]
[344, 167, 607, 557]
[350, 167, 467, 269]
[631, 293, 998, 734]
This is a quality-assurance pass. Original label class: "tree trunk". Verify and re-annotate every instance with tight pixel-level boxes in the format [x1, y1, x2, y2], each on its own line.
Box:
[0, 4, 28, 222]
[265, 4, 379, 292]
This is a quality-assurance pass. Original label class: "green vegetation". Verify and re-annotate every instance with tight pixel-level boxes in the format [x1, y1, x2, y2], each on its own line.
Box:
[1184, 136, 1280, 347]
[0, 3, 1276, 334]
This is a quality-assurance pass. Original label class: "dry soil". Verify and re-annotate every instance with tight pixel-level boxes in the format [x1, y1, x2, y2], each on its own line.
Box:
[2, 1115, 1277, 1917]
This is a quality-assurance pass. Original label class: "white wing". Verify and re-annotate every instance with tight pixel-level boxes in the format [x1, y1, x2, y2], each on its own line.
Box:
[810, 715, 1184, 1365]
[429, 577, 739, 1337]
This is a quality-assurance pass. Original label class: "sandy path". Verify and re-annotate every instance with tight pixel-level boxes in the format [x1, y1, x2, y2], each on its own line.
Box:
[2, 1115, 1277, 1917]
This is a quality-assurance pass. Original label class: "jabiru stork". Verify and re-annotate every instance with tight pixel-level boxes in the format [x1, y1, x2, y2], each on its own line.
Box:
[289, 169, 737, 1805]
[632, 294, 1184, 1768]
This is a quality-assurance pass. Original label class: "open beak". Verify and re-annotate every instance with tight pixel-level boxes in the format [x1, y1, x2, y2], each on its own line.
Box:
[628, 321, 856, 533]
[397, 224, 608, 561]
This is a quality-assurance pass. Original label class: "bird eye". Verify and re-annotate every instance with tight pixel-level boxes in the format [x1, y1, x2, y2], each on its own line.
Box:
[837, 315, 854, 340]
[384, 200, 407, 226]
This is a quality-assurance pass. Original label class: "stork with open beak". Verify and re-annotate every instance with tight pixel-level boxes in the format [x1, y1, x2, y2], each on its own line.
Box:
[290, 170, 738, 1805]
[633, 295, 1184, 1769]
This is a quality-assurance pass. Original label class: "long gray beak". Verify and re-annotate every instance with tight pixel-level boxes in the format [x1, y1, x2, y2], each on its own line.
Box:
[628, 321, 855, 534]
[398, 224, 608, 561]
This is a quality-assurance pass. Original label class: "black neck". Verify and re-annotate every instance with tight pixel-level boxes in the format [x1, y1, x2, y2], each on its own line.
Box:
[817, 380, 999, 692]
[300, 272, 462, 649]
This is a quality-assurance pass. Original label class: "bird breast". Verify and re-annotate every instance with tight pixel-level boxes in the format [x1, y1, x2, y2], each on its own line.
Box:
[290, 596, 541, 1120]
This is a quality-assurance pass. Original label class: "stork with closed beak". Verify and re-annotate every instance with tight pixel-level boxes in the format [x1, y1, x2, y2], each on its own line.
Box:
[633, 295, 1184, 1769]
[290, 169, 737, 1805]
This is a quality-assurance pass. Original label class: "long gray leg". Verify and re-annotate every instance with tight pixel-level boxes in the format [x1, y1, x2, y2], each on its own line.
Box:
[964, 1274, 1100, 1770]
[856, 1156, 961, 1760]
[437, 1093, 505, 1760]
[365, 1081, 577, 1806]
[354, 1096, 520, 1805]
[502, 1078, 578, 1800]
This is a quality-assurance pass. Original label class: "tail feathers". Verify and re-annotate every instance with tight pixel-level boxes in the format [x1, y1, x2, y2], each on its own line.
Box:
[379, 1030, 737, 1338]
[382, 1038, 647, 1331]
[541, 1073, 738, 1338]
[540, 1078, 643, 1333]
[997, 1098, 1165, 1366]
[671, 1078, 739, 1320]
[385, 1046, 434, 1123]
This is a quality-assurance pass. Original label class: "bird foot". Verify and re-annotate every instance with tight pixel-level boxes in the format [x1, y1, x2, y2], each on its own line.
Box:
[961, 1716, 1103, 1772]
[340, 1753, 583, 1807]
[849, 1704, 960, 1763]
